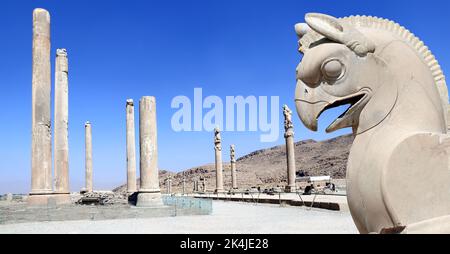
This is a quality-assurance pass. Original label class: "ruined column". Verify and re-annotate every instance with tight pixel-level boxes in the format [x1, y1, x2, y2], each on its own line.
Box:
[182, 175, 186, 195]
[283, 105, 296, 192]
[202, 177, 206, 192]
[194, 180, 199, 192]
[29, 8, 53, 205]
[230, 145, 238, 189]
[85, 121, 93, 192]
[126, 99, 137, 194]
[53, 49, 71, 204]
[136, 96, 162, 206]
[167, 177, 172, 194]
[214, 127, 224, 193]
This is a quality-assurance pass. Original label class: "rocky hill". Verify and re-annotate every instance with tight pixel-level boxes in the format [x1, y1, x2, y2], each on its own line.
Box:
[113, 134, 354, 195]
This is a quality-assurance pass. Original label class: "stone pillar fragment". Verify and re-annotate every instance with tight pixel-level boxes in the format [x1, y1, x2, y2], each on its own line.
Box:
[136, 96, 162, 206]
[214, 127, 224, 193]
[29, 8, 53, 205]
[53, 49, 71, 204]
[126, 99, 137, 194]
[193, 180, 198, 192]
[199, 177, 206, 192]
[283, 105, 296, 192]
[230, 145, 238, 189]
[166, 177, 172, 194]
[85, 121, 93, 192]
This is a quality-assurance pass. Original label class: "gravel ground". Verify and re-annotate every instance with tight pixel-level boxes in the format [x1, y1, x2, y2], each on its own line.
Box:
[0, 201, 357, 234]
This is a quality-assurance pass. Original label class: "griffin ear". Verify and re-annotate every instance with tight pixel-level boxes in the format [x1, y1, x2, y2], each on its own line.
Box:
[305, 12, 375, 56]
[294, 23, 311, 39]
[305, 13, 345, 43]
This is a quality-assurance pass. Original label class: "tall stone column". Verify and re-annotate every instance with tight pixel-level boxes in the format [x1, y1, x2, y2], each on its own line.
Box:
[53, 49, 71, 204]
[193, 180, 198, 192]
[214, 127, 224, 193]
[126, 99, 137, 194]
[199, 177, 206, 192]
[167, 177, 172, 194]
[85, 121, 93, 192]
[230, 145, 238, 189]
[182, 175, 186, 195]
[29, 8, 53, 205]
[136, 96, 162, 206]
[283, 105, 296, 192]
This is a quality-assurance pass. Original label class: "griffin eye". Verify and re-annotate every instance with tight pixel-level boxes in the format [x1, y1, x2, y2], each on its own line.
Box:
[321, 59, 344, 80]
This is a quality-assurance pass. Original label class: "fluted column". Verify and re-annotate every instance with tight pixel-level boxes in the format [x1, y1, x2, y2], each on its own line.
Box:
[230, 145, 237, 189]
[85, 121, 93, 192]
[214, 127, 224, 193]
[136, 96, 162, 206]
[29, 8, 53, 205]
[53, 49, 70, 204]
[283, 105, 296, 192]
[126, 99, 137, 194]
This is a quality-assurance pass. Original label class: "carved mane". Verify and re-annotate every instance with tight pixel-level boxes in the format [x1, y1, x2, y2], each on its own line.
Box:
[299, 15, 448, 119]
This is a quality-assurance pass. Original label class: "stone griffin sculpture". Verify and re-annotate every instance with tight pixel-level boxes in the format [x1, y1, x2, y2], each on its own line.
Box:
[283, 105, 294, 131]
[230, 145, 236, 162]
[214, 127, 222, 151]
[294, 13, 450, 233]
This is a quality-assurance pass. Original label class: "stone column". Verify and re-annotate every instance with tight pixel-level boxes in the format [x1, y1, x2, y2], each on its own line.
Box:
[230, 145, 238, 189]
[202, 177, 206, 192]
[53, 49, 71, 204]
[126, 99, 137, 194]
[167, 177, 172, 194]
[193, 180, 198, 192]
[182, 175, 186, 195]
[136, 96, 162, 206]
[283, 105, 296, 192]
[214, 127, 224, 193]
[85, 121, 93, 192]
[29, 8, 53, 205]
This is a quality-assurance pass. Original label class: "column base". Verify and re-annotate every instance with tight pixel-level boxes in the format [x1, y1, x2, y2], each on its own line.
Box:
[28, 193, 71, 206]
[52, 193, 72, 205]
[136, 191, 163, 207]
[285, 186, 296, 193]
[214, 189, 225, 194]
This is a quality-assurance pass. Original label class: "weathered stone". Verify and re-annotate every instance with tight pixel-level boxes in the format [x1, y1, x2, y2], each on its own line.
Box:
[214, 127, 224, 193]
[85, 121, 93, 192]
[126, 99, 137, 194]
[283, 105, 296, 193]
[294, 13, 450, 233]
[53, 48, 71, 205]
[230, 145, 237, 189]
[136, 96, 162, 206]
[29, 8, 53, 205]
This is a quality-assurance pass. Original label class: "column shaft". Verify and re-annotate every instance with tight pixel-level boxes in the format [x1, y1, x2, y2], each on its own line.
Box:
[137, 96, 162, 206]
[85, 122, 93, 192]
[54, 49, 69, 194]
[31, 8, 52, 196]
[214, 128, 224, 193]
[126, 99, 137, 194]
[283, 105, 296, 192]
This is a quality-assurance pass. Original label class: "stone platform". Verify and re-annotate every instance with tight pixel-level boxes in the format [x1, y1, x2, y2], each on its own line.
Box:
[190, 192, 349, 211]
[0, 196, 212, 225]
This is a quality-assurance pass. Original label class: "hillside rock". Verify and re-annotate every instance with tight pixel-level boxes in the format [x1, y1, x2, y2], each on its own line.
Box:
[113, 134, 354, 195]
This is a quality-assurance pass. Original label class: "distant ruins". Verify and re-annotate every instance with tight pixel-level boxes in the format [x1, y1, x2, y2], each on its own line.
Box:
[213, 127, 224, 193]
[283, 105, 296, 193]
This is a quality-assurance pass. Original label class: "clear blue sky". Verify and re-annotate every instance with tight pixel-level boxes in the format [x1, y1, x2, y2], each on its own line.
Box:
[1, 0, 449, 193]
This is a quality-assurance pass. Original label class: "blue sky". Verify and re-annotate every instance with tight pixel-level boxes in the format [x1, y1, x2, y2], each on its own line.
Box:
[1, 0, 449, 193]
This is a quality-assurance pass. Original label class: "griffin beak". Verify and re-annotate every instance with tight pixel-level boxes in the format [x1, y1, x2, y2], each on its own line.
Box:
[295, 79, 370, 133]
[294, 79, 328, 132]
